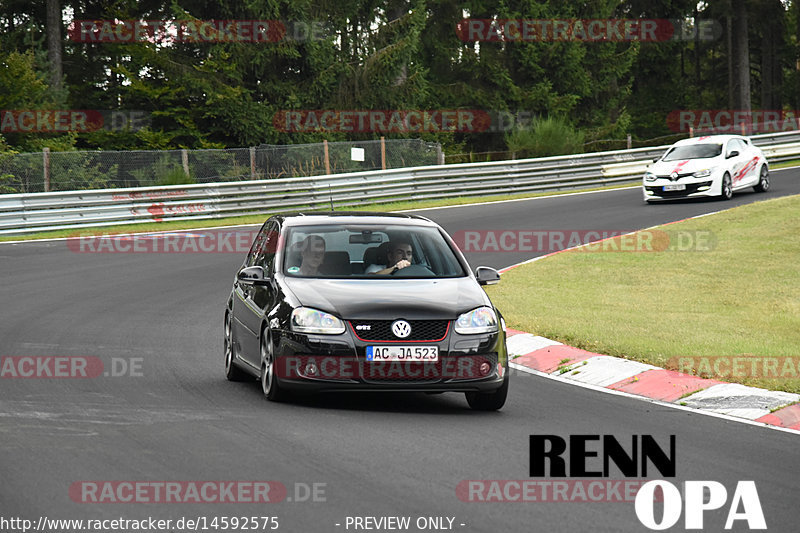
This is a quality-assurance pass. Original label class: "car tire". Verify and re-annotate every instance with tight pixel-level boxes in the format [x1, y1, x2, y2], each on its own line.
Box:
[719, 173, 733, 200]
[465, 373, 508, 411]
[261, 329, 287, 402]
[224, 311, 249, 382]
[753, 166, 770, 193]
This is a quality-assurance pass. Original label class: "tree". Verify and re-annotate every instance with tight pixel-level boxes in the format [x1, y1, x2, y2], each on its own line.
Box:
[728, 0, 751, 112]
[45, 0, 62, 91]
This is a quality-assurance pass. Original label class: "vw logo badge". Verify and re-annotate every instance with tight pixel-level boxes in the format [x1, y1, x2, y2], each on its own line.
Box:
[670, 172, 678, 181]
[391, 320, 411, 338]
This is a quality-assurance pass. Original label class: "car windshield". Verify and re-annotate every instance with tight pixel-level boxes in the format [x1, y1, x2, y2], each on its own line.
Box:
[283, 224, 466, 278]
[662, 144, 722, 161]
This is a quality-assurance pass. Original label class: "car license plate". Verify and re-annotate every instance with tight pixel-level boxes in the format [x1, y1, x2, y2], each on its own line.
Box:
[366, 346, 438, 362]
[663, 184, 686, 191]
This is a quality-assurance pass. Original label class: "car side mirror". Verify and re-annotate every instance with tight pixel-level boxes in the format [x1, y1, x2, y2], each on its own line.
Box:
[652, 158, 659, 163]
[726, 150, 739, 159]
[475, 266, 501, 286]
[237, 266, 270, 285]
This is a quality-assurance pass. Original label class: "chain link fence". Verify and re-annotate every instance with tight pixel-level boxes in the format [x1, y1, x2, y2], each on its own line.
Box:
[0, 138, 442, 194]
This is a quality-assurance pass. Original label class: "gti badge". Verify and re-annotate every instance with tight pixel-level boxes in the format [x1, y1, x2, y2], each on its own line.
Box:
[391, 320, 411, 338]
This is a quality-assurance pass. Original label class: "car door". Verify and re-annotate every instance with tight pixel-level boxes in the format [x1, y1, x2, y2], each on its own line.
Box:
[738, 138, 761, 186]
[232, 221, 279, 368]
[725, 139, 748, 186]
[240, 221, 280, 367]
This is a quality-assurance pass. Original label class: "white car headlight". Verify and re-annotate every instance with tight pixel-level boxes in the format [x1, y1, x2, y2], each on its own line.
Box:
[291, 307, 345, 334]
[455, 306, 498, 334]
[644, 172, 657, 182]
[693, 168, 714, 178]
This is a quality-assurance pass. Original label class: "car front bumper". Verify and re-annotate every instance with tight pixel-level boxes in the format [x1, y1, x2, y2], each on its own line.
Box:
[272, 326, 508, 393]
[643, 178, 716, 201]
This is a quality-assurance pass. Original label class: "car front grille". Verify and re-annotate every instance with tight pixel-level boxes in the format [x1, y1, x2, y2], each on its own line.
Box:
[655, 172, 693, 180]
[349, 320, 450, 342]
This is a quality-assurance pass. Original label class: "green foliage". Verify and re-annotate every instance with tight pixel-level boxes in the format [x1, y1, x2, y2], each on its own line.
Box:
[157, 167, 196, 186]
[48, 157, 119, 192]
[505, 116, 584, 158]
[0, 0, 794, 158]
[127, 153, 186, 187]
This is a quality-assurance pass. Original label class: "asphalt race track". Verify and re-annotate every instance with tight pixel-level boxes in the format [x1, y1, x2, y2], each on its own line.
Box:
[2, 169, 799, 532]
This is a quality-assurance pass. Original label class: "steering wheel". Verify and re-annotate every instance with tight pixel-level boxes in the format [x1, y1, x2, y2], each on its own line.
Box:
[390, 264, 435, 276]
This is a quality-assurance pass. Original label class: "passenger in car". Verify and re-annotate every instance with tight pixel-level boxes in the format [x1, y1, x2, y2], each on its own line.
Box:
[298, 235, 326, 276]
[365, 240, 413, 275]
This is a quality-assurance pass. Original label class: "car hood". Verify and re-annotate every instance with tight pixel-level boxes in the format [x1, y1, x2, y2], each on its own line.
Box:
[650, 157, 720, 176]
[281, 277, 491, 320]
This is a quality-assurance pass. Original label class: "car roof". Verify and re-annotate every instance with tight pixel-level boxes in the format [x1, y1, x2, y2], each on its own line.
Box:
[671, 134, 748, 146]
[274, 211, 438, 228]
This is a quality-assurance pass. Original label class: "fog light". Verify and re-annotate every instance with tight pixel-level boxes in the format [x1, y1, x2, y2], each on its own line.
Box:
[305, 362, 318, 376]
[479, 362, 492, 376]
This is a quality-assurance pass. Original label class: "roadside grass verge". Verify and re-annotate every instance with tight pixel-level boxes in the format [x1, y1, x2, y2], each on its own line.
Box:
[487, 194, 800, 394]
[0, 183, 635, 242]
[769, 158, 800, 170]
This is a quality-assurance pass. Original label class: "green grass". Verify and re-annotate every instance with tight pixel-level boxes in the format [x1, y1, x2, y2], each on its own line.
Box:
[487, 194, 800, 394]
[0, 183, 636, 242]
[770, 158, 800, 170]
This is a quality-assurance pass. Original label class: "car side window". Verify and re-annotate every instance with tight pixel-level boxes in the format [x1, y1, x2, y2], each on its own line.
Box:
[728, 139, 745, 156]
[249, 221, 278, 271]
[245, 224, 268, 267]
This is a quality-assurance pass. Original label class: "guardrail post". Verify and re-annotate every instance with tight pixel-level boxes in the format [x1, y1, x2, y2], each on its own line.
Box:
[627, 134, 632, 149]
[43, 147, 50, 192]
[250, 146, 256, 180]
[381, 136, 386, 170]
[181, 149, 189, 177]
[436, 143, 444, 165]
[323, 140, 331, 175]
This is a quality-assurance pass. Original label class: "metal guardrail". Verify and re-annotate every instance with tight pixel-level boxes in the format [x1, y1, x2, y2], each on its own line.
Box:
[2, 131, 799, 236]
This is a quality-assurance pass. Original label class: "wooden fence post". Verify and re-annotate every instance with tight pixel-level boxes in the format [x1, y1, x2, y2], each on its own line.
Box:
[181, 149, 189, 176]
[43, 147, 50, 192]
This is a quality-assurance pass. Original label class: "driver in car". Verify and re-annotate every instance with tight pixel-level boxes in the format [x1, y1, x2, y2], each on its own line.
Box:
[297, 235, 326, 276]
[366, 240, 413, 275]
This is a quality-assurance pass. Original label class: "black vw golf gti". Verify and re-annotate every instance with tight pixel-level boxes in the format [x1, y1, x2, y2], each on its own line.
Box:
[224, 212, 509, 410]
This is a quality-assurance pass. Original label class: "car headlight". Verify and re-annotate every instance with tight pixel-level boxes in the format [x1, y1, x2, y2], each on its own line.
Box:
[291, 307, 345, 334]
[693, 168, 714, 178]
[644, 172, 657, 182]
[455, 306, 498, 334]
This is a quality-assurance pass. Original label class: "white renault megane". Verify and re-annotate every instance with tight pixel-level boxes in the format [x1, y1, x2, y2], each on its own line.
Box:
[643, 135, 769, 203]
